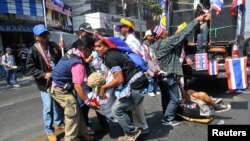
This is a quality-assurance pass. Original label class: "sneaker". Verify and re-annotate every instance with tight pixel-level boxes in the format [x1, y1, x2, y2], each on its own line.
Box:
[13, 84, 20, 88]
[211, 97, 222, 104]
[138, 127, 150, 134]
[148, 92, 156, 97]
[118, 130, 141, 141]
[47, 134, 57, 141]
[6, 85, 11, 88]
[78, 133, 94, 141]
[215, 104, 231, 113]
[156, 91, 161, 95]
[54, 124, 65, 130]
[162, 119, 180, 126]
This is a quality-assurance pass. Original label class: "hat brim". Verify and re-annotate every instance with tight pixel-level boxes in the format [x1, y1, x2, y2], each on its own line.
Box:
[79, 29, 94, 34]
[35, 29, 49, 36]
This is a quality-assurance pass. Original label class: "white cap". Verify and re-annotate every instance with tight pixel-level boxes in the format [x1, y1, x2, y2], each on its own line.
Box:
[143, 30, 153, 39]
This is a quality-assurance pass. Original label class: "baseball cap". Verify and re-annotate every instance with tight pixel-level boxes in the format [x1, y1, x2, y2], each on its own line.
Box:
[5, 47, 12, 52]
[118, 18, 135, 30]
[143, 30, 153, 39]
[79, 23, 94, 33]
[33, 24, 49, 36]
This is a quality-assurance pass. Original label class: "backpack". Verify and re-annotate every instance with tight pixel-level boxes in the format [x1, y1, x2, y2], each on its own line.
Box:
[97, 35, 148, 72]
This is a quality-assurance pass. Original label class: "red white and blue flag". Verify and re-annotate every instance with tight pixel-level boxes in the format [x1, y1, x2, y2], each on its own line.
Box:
[208, 60, 218, 75]
[231, 0, 245, 16]
[211, 0, 224, 15]
[195, 53, 208, 70]
[153, 25, 165, 39]
[225, 57, 248, 90]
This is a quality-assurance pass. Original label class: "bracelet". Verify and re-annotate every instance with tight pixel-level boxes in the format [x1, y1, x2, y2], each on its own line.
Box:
[84, 98, 91, 105]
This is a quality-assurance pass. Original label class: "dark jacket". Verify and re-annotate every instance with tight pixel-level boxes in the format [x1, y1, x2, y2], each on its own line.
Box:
[26, 41, 62, 92]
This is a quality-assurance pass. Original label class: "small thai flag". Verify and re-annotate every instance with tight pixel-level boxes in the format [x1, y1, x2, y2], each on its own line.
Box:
[212, 0, 224, 15]
[195, 53, 208, 70]
[208, 60, 218, 75]
[225, 57, 248, 90]
[153, 25, 165, 39]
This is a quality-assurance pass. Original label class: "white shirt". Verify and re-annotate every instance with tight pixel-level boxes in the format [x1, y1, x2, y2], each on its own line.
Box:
[125, 33, 146, 61]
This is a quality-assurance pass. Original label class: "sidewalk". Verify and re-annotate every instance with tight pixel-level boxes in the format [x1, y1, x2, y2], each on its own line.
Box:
[0, 73, 35, 92]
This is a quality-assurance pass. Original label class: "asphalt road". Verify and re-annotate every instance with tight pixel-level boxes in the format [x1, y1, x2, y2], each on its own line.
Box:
[0, 77, 249, 141]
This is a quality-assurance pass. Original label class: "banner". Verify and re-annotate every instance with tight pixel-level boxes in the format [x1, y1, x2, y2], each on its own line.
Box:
[45, 0, 73, 33]
[225, 57, 248, 90]
[195, 53, 208, 70]
[208, 60, 218, 75]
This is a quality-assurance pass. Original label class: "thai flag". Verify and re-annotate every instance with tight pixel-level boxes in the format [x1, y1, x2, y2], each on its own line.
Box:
[208, 60, 218, 75]
[231, 0, 245, 16]
[153, 25, 165, 39]
[225, 57, 248, 90]
[0, 0, 43, 16]
[211, 0, 224, 15]
[195, 53, 208, 70]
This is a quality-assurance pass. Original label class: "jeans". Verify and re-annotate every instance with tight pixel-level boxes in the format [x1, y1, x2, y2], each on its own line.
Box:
[112, 88, 146, 135]
[147, 76, 158, 94]
[158, 73, 180, 122]
[0, 65, 6, 77]
[5, 69, 17, 85]
[20, 60, 26, 75]
[197, 23, 209, 53]
[41, 91, 64, 134]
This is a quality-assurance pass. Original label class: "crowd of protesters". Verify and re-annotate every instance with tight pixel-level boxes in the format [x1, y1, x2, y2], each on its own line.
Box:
[0, 6, 232, 141]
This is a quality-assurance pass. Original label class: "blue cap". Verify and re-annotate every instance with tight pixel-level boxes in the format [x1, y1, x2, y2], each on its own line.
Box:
[33, 24, 49, 36]
[5, 47, 12, 51]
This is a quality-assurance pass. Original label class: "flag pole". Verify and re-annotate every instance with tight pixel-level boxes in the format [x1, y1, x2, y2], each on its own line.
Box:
[42, 0, 47, 27]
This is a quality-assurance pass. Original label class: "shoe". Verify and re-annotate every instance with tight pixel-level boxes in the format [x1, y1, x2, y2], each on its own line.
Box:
[54, 124, 65, 130]
[215, 104, 231, 113]
[6, 85, 11, 88]
[138, 127, 149, 134]
[87, 127, 95, 135]
[156, 91, 161, 95]
[162, 119, 180, 126]
[78, 133, 94, 141]
[47, 134, 57, 141]
[211, 97, 222, 104]
[13, 84, 20, 88]
[148, 92, 156, 97]
[118, 130, 141, 141]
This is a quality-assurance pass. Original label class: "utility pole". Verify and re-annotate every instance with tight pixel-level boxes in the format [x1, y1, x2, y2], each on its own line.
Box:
[137, 0, 142, 41]
[121, 0, 126, 17]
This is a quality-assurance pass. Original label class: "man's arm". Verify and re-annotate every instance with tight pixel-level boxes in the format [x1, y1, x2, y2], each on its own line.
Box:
[99, 71, 124, 97]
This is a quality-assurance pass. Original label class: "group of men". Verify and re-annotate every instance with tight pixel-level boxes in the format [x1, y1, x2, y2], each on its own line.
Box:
[25, 9, 231, 141]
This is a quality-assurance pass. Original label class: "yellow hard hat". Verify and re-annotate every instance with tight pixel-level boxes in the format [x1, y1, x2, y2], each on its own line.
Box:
[120, 18, 135, 30]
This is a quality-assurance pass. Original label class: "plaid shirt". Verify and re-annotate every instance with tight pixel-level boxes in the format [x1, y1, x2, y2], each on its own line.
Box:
[152, 19, 198, 76]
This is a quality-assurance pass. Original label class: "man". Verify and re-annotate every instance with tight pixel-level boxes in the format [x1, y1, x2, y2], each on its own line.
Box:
[26, 24, 64, 141]
[118, 18, 149, 133]
[73, 23, 109, 135]
[152, 15, 207, 126]
[185, 89, 231, 113]
[19, 44, 29, 77]
[142, 30, 160, 97]
[50, 39, 97, 141]
[1, 47, 20, 88]
[95, 38, 148, 140]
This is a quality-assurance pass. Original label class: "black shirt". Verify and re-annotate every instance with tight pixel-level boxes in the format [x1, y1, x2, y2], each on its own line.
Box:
[104, 49, 148, 90]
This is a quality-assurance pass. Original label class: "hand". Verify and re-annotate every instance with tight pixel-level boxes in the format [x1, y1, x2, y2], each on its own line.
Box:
[88, 102, 99, 110]
[196, 14, 206, 21]
[58, 40, 65, 49]
[98, 86, 106, 98]
[44, 72, 51, 80]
